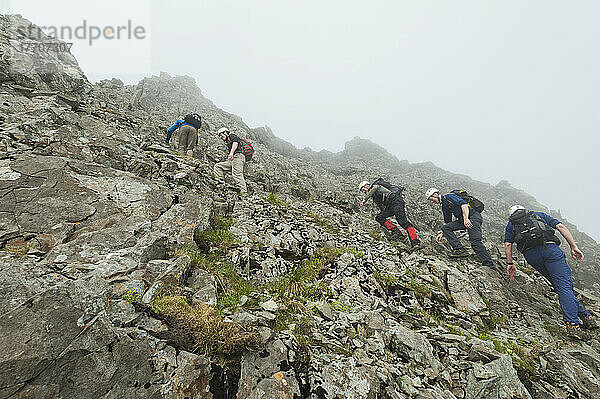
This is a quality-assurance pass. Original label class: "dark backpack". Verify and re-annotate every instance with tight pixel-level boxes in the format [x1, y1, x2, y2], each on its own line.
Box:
[240, 138, 254, 160]
[372, 178, 403, 195]
[451, 189, 484, 213]
[509, 209, 559, 253]
[183, 113, 202, 129]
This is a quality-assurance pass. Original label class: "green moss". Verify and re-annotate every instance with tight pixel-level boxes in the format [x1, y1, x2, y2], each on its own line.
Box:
[269, 258, 328, 301]
[407, 279, 432, 299]
[368, 230, 383, 241]
[315, 245, 364, 263]
[374, 270, 400, 291]
[122, 289, 142, 303]
[264, 192, 288, 208]
[330, 300, 352, 312]
[306, 212, 339, 234]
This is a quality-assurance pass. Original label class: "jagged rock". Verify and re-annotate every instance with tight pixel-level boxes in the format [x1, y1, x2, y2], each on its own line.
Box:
[464, 355, 531, 399]
[1, 15, 600, 399]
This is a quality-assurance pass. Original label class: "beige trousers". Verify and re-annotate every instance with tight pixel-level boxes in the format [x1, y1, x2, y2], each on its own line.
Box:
[214, 153, 247, 193]
[178, 125, 198, 155]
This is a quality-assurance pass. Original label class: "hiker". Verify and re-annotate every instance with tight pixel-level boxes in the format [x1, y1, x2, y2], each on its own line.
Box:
[360, 179, 421, 248]
[504, 205, 597, 340]
[426, 188, 495, 268]
[213, 127, 249, 195]
[165, 113, 202, 156]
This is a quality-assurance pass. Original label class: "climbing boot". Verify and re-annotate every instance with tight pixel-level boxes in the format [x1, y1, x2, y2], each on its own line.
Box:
[448, 247, 469, 258]
[566, 322, 591, 341]
[581, 314, 599, 330]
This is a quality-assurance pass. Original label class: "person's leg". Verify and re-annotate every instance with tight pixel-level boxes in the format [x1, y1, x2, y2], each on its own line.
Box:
[375, 207, 398, 235]
[542, 244, 581, 324]
[231, 153, 247, 193]
[213, 159, 232, 180]
[390, 197, 418, 243]
[178, 126, 190, 155]
[186, 127, 198, 154]
[441, 219, 466, 249]
[467, 212, 494, 266]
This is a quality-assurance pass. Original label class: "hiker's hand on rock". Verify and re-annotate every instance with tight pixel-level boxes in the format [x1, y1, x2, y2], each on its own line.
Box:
[463, 218, 473, 229]
[359, 200, 366, 207]
[571, 247, 584, 262]
[507, 263, 516, 278]
[227, 154, 234, 161]
[436, 231, 444, 242]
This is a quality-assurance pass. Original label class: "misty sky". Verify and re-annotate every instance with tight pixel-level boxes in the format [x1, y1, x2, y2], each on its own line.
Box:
[4, 1, 600, 242]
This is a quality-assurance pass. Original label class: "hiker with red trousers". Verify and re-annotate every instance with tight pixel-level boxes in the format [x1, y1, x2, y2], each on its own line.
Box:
[359, 179, 421, 248]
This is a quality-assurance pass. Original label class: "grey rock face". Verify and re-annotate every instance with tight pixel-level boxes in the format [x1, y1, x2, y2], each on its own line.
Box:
[1, 15, 600, 399]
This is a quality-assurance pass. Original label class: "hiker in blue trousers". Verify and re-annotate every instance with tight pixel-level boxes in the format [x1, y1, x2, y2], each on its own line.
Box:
[426, 188, 495, 268]
[504, 205, 597, 340]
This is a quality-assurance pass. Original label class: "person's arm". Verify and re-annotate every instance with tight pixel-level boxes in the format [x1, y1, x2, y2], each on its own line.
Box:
[556, 223, 584, 262]
[165, 120, 183, 143]
[461, 204, 472, 229]
[504, 242, 516, 277]
[361, 185, 381, 206]
[228, 141, 239, 161]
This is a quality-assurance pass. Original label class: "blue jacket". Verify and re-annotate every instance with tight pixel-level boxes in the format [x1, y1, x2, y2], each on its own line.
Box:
[441, 193, 468, 223]
[504, 211, 560, 244]
[165, 120, 198, 143]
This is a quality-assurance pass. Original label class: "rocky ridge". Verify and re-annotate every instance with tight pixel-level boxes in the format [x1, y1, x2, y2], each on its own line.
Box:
[1, 14, 600, 399]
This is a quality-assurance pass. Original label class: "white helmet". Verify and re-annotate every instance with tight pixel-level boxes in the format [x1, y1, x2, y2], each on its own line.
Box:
[426, 188, 439, 199]
[359, 181, 370, 191]
[217, 127, 230, 135]
[509, 205, 525, 216]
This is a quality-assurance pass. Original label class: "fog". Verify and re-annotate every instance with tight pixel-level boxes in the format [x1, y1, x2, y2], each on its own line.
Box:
[5, 0, 600, 241]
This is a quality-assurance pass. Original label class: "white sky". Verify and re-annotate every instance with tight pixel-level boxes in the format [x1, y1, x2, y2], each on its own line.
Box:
[4, 1, 600, 241]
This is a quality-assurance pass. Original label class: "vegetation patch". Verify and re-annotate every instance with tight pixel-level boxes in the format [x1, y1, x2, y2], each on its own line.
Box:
[144, 295, 259, 359]
[406, 279, 433, 299]
[265, 192, 289, 208]
[315, 245, 364, 263]
[374, 270, 401, 293]
[306, 212, 339, 234]
[175, 244, 257, 310]
[368, 229, 383, 241]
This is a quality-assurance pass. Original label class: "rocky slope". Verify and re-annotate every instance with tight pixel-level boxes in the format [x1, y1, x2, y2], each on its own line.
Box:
[1, 14, 600, 399]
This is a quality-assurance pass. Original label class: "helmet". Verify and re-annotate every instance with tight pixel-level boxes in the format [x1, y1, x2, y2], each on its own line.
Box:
[509, 205, 525, 216]
[359, 181, 370, 191]
[426, 188, 439, 199]
[217, 127, 230, 135]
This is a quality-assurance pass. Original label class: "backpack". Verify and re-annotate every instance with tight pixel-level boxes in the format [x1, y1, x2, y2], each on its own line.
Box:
[372, 178, 404, 195]
[509, 209, 559, 253]
[238, 138, 255, 160]
[451, 189, 484, 213]
[183, 113, 202, 129]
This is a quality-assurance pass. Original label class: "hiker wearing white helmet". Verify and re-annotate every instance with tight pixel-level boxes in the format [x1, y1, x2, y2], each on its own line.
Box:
[213, 127, 250, 195]
[426, 187, 495, 268]
[360, 179, 420, 248]
[504, 205, 596, 340]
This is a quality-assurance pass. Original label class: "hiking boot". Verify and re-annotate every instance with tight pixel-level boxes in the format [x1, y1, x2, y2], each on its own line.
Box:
[581, 314, 599, 330]
[448, 247, 469, 258]
[566, 322, 591, 341]
[410, 239, 422, 249]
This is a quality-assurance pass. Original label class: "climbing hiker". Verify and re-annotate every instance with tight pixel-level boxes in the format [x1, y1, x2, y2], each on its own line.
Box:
[360, 179, 421, 248]
[165, 113, 202, 156]
[504, 205, 597, 340]
[214, 127, 252, 195]
[426, 188, 495, 268]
